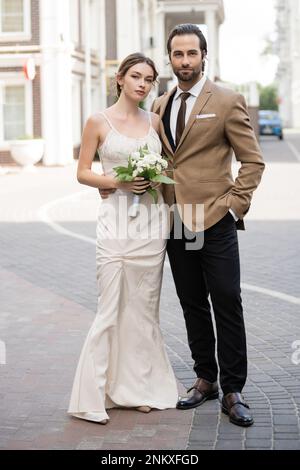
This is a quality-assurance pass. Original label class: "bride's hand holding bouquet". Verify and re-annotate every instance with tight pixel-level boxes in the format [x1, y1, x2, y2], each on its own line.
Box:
[113, 144, 176, 217]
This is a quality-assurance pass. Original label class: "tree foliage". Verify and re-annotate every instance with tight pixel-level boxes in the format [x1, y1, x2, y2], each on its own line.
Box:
[259, 84, 279, 110]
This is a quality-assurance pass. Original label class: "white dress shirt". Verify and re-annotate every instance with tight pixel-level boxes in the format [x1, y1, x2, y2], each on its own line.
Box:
[170, 74, 207, 144]
[170, 75, 239, 222]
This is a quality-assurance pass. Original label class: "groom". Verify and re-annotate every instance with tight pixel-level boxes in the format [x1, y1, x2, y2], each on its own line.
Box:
[150, 23, 265, 427]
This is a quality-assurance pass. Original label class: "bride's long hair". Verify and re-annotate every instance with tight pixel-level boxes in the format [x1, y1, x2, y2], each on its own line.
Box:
[116, 53, 159, 98]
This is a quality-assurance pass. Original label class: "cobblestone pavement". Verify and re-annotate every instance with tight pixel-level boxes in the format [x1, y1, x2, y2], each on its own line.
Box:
[0, 133, 300, 450]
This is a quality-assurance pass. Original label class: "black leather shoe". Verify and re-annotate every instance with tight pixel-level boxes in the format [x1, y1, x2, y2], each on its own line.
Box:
[176, 377, 219, 410]
[222, 392, 254, 427]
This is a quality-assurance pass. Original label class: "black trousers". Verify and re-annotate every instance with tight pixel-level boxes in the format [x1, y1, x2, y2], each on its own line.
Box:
[167, 211, 247, 395]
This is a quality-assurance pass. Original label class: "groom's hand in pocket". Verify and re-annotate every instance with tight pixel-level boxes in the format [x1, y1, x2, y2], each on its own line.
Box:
[98, 187, 116, 199]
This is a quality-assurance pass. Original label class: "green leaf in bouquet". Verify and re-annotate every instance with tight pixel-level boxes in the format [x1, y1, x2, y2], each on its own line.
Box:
[151, 174, 177, 184]
[136, 144, 148, 158]
[143, 168, 157, 180]
[113, 165, 130, 174]
[117, 173, 133, 182]
[147, 187, 158, 204]
[128, 156, 133, 173]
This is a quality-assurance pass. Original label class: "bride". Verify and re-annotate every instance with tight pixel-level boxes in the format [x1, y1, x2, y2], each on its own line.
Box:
[67, 53, 178, 424]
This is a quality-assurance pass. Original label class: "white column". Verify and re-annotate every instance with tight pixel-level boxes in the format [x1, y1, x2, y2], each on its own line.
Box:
[133, 0, 140, 52]
[148, 0, 156, 60]
[83, 0, 91, 121]
[99, 0, 107, 110]
[154, 9, 165, 76]
[40, 0, 73, 166]
[215, 22, 220, 79]
[291, 0, 300, 127]
[142, 0, 151, 54]
[205, 9, 217, 81]
[116, 0, 141, 60]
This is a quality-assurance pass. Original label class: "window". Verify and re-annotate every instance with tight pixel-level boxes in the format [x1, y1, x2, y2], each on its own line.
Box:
[1, 0, 23, 32]
[3, 85, 26, 139]
[0, 77, 33, 147]
[0, 0, 31, 40]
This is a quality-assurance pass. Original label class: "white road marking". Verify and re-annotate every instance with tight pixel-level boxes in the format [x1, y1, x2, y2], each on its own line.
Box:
[286, 140, 300, 162]
[37, 189, 96, 245]
[164, 260, 300, 305]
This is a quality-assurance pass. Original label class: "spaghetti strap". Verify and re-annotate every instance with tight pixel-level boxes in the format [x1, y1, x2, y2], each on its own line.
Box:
[147, 111, 152, 127]
[99, 112, 114, 130]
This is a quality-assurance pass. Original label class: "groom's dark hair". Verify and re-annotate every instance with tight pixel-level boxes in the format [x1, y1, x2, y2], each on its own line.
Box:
[167, 23, 207, 70]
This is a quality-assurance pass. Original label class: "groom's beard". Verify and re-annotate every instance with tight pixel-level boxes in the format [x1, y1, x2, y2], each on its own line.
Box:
[173, 65, 203, 82]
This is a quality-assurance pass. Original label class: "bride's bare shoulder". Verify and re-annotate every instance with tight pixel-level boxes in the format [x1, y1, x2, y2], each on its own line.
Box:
[82, 113, 111, 149]
[88, 112, 108, 126]
[84, 112, 111, 138]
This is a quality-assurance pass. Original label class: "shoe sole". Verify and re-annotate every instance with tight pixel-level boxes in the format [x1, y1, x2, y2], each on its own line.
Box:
[221, 406, 254, 427]
[176, 392, 219, 410]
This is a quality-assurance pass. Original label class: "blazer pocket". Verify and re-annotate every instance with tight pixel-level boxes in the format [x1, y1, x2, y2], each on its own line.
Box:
[194, 116, 218, 122]
[188, 178, 231, 187]
[193, 117, 220, 129]
[194, 178, 229, 182]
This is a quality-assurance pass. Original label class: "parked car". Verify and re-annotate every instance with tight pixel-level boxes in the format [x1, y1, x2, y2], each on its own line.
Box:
[259, 110, 283, 140]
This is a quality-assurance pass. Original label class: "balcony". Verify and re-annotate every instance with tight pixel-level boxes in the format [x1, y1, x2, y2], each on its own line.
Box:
[157, 0, 224, 24]
[154, 0, 224, 84]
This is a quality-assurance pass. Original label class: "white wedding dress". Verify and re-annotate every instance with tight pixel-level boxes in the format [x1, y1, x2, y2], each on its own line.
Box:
[67, 111, 178, 423]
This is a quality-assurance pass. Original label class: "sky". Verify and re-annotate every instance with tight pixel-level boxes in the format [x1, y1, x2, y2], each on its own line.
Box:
[218, 0, 278, 85]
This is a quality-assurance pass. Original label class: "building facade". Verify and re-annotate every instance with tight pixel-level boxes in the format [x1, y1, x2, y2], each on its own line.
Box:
[0, 0, 106, 166]
[275, 0, 300, 128]
[0, 0, 224, 166]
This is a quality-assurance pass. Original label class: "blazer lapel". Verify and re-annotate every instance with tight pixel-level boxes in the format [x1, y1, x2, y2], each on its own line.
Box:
[175, 78, 213, 154]
[159, 87, 177, 157]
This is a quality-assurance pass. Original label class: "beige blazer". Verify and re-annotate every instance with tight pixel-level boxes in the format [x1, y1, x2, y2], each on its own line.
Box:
[151, 78, 265, 232]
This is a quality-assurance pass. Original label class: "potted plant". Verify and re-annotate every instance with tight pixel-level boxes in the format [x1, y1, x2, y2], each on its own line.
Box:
[10, 134, 45, 172]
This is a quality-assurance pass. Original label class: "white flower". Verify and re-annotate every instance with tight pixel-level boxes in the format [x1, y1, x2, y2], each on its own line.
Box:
[142, 156, 150, 164]
[131, 151, 140, 160]
[128, 147, 168, 178]
[145, 154, 158, 164]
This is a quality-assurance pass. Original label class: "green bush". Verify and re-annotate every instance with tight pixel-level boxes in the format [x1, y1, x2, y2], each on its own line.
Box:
[259, 84, 279, 111]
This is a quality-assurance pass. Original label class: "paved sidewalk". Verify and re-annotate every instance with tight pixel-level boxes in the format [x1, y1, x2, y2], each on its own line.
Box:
[1, 154, 300, 450]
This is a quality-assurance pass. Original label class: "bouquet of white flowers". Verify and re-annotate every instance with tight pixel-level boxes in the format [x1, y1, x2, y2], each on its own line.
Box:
[113, 144, 176, 217]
